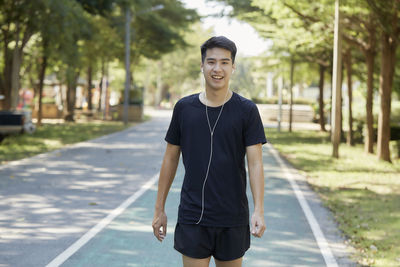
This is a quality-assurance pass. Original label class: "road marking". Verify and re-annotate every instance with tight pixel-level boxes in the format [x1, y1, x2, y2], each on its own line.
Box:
[46, 173, 159, 267]
[266, 143, 339, 267]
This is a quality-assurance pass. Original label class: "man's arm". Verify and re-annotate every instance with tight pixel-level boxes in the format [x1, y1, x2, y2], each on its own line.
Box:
[246, 143, 266, 238]
[152, 143, 181, 242]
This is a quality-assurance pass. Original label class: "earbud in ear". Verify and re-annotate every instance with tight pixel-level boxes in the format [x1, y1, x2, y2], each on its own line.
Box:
[232, 69, 235, 74]
[201, 68, 204, 73]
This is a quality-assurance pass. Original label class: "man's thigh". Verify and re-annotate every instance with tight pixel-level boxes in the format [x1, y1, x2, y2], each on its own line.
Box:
[215, 257, 243, 267]
[182, 254, 211, 267]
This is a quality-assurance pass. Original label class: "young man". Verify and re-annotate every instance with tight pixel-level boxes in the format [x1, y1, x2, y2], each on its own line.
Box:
[152, 36, 267, 267]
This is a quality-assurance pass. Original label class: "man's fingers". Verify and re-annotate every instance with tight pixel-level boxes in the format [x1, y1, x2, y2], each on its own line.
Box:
[152, 212, 167, 242]
[251, 221, 266, 238]
[251, 220, 259, 235]
[152, 223, 160, 239]
[152, 219, 163, 241]
[152, 222, 167, 242]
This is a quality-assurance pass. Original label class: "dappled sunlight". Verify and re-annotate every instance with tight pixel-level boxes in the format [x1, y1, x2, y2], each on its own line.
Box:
[0, 117, 170, 266]
[39, 227, 86, 234]
[265, 211, 288, 219]
[109, 249, 141, 256]
[108, 219, 167, 234]
[77, 142, 156, 150]
[269, 239, 322, 253]
[32, 207, 63, 214]
[68, 180, 121, 190]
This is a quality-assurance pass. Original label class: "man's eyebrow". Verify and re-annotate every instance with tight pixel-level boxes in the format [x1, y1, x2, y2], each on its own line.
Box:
[206, 57, 231, 61]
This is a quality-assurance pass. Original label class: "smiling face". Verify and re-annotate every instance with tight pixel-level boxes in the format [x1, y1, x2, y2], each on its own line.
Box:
[201, 47, 235, 92]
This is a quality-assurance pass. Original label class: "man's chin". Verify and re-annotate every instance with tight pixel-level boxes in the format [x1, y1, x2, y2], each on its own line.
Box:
[206, 82, 228, 91]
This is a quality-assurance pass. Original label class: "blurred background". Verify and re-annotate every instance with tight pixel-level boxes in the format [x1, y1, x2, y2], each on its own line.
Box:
[0, 1, 400, 266]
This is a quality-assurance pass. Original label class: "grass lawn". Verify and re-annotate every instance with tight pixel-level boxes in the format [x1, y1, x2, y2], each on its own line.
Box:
[0, 121, 133, 164]
[265, 128, 400, 267]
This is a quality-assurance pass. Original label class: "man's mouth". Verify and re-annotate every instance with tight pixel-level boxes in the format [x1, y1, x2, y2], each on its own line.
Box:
[211, 75, 224, 80]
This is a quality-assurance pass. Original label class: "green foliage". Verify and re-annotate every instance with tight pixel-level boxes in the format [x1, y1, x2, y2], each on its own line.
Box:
[230, 57, 256, 97]
[75, 0, 114, 15]
[0, 0, 200, 112]
[129, 0, 199, 61]
[133, 23, 211, 104]
[252, 96, 313, 105]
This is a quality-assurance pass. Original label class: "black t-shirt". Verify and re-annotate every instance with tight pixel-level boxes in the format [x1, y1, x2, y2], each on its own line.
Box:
[165, 92, 267, 227]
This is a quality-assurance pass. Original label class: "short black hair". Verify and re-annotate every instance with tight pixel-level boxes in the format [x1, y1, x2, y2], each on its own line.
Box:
[201, 36, 237, 64]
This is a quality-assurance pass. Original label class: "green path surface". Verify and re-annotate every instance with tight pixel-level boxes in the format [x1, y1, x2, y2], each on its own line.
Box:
[62, 146, 327, 267]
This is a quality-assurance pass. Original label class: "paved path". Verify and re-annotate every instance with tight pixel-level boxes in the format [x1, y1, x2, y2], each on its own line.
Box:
[0, 109, 355, 267]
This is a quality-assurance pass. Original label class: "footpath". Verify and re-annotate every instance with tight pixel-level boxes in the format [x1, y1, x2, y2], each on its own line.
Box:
[0, 108, 355, 267]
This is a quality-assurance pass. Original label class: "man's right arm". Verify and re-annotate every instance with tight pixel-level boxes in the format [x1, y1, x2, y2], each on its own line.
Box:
[152, 143, 181, 242]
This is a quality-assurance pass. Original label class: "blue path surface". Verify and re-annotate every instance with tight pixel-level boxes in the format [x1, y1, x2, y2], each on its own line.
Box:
[0, 109, 355, 267]
[62, 146, 332, 267]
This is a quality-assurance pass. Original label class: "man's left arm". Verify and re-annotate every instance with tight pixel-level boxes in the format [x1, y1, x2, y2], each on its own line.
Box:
[246, 143, 266, 238]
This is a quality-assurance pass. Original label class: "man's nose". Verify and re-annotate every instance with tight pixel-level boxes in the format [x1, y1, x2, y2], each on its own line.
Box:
[213, 63, 222, 72]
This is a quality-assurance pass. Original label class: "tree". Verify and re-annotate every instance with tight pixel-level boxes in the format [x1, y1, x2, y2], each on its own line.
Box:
[215, 0, 335, 132]
[117, 0, 199, 106]
[341, 0, 379, 153]
[343, 47, 354, 146]
[366, 0, 400, 162]
[138, 23, 210, 105]
[0, 0, 47, 110]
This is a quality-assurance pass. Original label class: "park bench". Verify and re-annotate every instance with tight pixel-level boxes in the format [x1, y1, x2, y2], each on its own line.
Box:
[0, 110, 35, 141]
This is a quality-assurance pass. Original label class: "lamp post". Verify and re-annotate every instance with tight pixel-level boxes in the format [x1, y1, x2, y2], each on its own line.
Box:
[123, 4, 164, 125]
[277, 76, 283, 132]
[123, 7, 131, 125]
[331, 0, 342, 158]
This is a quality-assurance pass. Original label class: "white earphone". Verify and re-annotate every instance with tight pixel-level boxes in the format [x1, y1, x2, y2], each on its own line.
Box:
[195, 89, 230, 225]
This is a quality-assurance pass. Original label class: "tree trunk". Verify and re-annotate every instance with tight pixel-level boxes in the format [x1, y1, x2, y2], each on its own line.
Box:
[98, 60, 105, 112]
[365, 50, 375, 153]
[377, 32, 396, 162]
[1, 47, 13, 110]
[344, 48, 354, 146]
[65, 67, 80, 122]
[10, 24, 22, 110]
[155, 60, 163, 106]
[37, 53, 48, 127]
[318, 64, 326, 131]
[289, 58, 294, 132]
[87, 64, 93, 111]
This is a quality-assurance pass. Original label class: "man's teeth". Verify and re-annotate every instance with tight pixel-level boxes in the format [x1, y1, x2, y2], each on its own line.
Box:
[212, 75, 223, 79]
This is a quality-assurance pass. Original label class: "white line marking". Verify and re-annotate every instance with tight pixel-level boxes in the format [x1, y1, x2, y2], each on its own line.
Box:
[46, 174, 159, 267]
[266, 144, 339, 267]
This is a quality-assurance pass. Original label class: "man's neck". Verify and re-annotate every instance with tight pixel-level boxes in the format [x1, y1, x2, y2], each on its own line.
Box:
[203, 87, 231, 107]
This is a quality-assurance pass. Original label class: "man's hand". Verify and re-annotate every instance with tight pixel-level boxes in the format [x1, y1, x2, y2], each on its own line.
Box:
[152, 210, 167, 242]
[251, 211, 266, 238]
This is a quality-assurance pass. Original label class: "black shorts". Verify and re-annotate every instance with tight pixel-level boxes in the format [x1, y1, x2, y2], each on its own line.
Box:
[174, 223, 250, 261]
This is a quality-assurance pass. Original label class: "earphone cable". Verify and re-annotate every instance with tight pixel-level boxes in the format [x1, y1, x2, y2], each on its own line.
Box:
[195, 89, 230, 225]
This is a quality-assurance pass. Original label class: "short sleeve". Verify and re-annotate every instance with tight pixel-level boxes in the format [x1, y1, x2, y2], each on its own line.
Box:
[165, 101, 181, 145]
[244, 104, 267, 146]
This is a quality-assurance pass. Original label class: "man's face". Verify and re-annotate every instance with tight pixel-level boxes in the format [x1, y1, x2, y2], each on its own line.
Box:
[201, 47, 235, 91]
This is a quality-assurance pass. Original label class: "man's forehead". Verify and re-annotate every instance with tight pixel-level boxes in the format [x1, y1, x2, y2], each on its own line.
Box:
[205, 47, 232, 60]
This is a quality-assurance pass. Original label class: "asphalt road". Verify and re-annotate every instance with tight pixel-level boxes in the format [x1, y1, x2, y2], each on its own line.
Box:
[0, 108, 356, 267]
